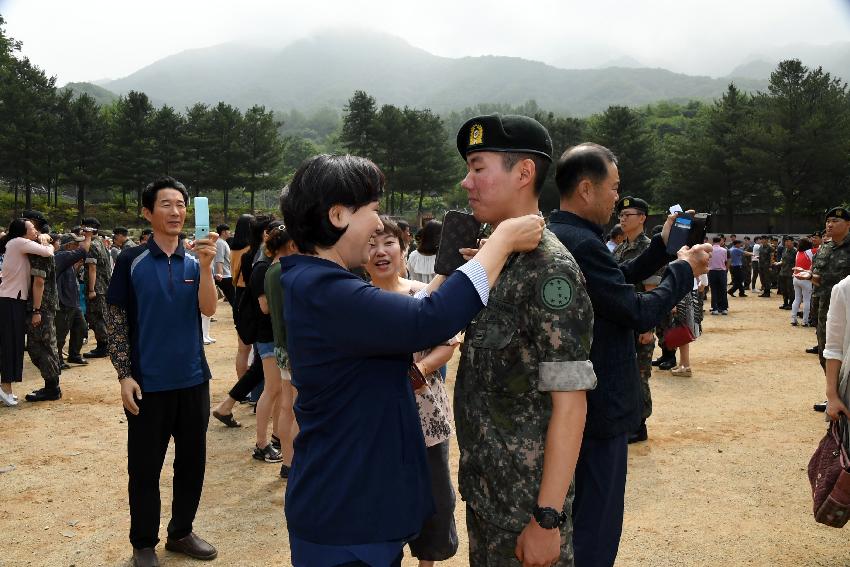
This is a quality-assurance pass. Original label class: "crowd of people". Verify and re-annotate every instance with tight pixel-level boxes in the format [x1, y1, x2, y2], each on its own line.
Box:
[0, 112, 848, 567]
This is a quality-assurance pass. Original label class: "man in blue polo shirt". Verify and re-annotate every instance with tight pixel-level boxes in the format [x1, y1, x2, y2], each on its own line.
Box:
[106, 177, 218, 567]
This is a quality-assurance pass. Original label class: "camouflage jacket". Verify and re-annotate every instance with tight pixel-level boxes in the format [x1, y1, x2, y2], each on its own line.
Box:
[758, 243, 774, 264]
[455, 229, 595, 532]
[613, 232, 664, 291]
[813, 237, 850, 299]
[27, 254, 58, 312]
[84, 236, 113, 295]
[779, 246, 797, 276]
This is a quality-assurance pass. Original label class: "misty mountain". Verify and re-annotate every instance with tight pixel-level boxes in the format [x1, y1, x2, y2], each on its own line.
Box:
[727, 42, 850, 82]
[98, 30, 771, 116]
[60, 81, 119, 105]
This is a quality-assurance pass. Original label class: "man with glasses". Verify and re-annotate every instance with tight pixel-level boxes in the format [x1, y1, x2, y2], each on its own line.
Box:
[612, 196, 664, 443]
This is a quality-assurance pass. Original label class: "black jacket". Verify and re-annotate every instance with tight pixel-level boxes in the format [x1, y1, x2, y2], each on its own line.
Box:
[548, 210, 694, 439]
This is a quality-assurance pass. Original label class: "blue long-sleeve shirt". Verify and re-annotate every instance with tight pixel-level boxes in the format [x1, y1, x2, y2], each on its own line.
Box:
[280, 254, 484, 547]
[548, 210, 694, 438]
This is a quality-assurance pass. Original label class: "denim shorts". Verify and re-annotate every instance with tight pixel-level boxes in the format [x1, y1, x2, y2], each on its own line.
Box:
[254, 341, 276, 360]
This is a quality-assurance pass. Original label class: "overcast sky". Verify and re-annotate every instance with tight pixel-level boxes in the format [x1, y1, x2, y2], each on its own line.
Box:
[3, 0, 850, 84]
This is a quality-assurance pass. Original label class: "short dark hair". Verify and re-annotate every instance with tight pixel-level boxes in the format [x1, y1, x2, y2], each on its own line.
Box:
[142, 176, 189, 212]
[140, 228, 153, 237]
[797, 237, 812, 252]
[113, 227, 129, 236]
[416, 220, 443, 256]
[502, 152, 551, 195]
[733, 239, 742, 245]
[376, 215, 407, 253]
[555, 143, 618, 198]
[396, 219, 411, 233]
[712, 236, 721, 243]
[281, 154, 385, 255]
[216, 224, 230, 234]
[744, 236, 751, 241]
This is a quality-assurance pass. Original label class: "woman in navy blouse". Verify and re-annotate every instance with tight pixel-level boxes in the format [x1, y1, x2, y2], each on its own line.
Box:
[279, 154, 544, 567]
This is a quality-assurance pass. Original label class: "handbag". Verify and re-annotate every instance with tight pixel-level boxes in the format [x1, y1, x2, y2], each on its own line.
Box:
[663, 324, 695, 349]
[807, 416, 850, 527]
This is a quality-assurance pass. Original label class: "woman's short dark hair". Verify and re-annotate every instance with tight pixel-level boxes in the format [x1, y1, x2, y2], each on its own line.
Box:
[797, 237, 813, 252]
[250, 214, 276, 254]
[0, 218, 28, 255]
[555, 143, 618, 198]
[376, 215, 407, 253]
[281, 154, 385, 255]
[231, 214, 254, 251]
[416, 220, 442, 256]
[141, 176, 189, 212]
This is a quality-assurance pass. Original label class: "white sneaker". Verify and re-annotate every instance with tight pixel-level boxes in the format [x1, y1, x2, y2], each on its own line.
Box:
[203, 337, 216, 344]
[0, 389, 18, 407]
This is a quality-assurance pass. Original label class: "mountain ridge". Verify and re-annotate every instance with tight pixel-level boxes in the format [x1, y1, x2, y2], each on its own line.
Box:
[83, 30, 850, 115]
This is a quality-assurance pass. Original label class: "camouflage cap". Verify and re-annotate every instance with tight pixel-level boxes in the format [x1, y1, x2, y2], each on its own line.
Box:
[616, 196, 649, 215]
[60, 233, 84, 246]
[825, 206, 850, 222]
[456, 114, 553, 162]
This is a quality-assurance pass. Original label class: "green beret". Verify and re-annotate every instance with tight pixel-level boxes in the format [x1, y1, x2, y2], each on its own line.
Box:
[616, 196, 649, 215]
[825, 206, 850, 222]
[456, 114, 553, 162]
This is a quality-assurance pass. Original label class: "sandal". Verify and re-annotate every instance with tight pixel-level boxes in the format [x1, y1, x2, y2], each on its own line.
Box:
[213, 410, 241, 428]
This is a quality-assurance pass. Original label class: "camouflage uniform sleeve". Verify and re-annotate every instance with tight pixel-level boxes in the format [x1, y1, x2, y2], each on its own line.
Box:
[528, 259, 596, 392]
[29, 255, 48, 279]
[106, 303, 133, 380]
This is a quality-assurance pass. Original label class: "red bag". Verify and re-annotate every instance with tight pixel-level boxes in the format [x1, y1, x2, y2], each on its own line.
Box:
[663, 324, 695, 349]
[808, 418, 850, 528]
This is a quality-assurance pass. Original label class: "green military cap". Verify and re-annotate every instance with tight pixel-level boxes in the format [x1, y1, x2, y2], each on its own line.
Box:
[825, 206, 850, 222]
[456, 114, 553, 162]
[616, 196, 649, 215]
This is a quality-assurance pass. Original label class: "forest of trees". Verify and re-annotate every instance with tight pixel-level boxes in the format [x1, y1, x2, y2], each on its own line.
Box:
[1, 14, 849, 230]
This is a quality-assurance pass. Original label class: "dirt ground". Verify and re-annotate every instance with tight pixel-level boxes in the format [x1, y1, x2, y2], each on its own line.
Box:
[1, 289, 848, 567]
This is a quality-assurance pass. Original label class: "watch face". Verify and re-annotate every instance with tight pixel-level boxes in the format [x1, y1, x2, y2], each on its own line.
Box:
[534, 507, 561, 529]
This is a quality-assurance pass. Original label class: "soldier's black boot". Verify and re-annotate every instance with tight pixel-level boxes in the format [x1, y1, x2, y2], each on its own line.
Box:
[652, 348, 675, 367]
[83, 346, 108, 358]
[25, 387, 62, 402]
[628, 422, 648, 444]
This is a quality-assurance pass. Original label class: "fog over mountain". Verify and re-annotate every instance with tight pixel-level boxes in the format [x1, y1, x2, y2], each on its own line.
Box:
[91, 29, 778, 116]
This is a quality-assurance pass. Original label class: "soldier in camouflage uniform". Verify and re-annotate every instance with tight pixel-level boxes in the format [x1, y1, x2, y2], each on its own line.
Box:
[758, 236, 774, 296]
[613, 196, 664, 443]
[812, 207, 850, 369]
[777, 236, 797, 309]
[22, 216, 63, 402]
[455, 114, 596, 567]
[82, 217, 112, 358]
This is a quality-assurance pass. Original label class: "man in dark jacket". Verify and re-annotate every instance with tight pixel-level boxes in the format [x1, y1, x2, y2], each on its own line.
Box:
[547, 142, 711, 567]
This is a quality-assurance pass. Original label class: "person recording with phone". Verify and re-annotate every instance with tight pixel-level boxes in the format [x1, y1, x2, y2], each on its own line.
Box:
[547, 142, 712, 567]
[105, 177, 218, 567]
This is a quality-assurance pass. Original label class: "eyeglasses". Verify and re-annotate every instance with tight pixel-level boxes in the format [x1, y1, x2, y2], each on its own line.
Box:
[617, 212, 643, 219]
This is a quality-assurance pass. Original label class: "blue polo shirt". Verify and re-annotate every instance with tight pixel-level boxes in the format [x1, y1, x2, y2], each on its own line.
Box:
[106, 238, 211, 393]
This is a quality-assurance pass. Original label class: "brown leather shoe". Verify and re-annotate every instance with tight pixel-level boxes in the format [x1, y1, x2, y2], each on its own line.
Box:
[132, 547, 160, 567]
[165, 532, 217, 560]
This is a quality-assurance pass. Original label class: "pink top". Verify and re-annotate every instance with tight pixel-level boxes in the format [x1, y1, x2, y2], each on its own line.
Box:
[709, 244, 728, 271]
[795, 249, 813, 271]
[0, 238, 54, 300]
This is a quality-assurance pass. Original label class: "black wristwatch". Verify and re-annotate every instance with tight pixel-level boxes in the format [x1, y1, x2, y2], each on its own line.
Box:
[533, 505, 566, 529]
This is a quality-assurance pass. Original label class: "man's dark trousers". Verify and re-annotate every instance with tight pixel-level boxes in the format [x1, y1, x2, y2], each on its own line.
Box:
[572, 433, 629, 567]
[729, 265, 746, 296]
[708, 270, 728, 311]
[126, 381, 209, 549]
[56, 305, 86, 360]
